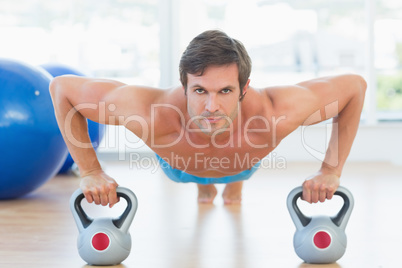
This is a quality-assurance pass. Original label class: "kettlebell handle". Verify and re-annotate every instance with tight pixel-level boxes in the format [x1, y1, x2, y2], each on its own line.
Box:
[287, 186, 354, 230]
[70, 187, 138, 233]
[331, 189, 353, 228]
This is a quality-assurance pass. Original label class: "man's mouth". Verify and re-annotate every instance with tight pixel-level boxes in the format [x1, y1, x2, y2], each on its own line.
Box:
[204, 117, 222, 123]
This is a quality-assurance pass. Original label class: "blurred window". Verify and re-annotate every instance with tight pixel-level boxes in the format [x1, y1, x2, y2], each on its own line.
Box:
[0, 0, 160, 86]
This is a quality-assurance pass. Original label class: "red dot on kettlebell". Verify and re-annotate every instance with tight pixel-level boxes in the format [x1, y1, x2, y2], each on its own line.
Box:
[313, 231, 331, 249]
[92, 232, 110, 251]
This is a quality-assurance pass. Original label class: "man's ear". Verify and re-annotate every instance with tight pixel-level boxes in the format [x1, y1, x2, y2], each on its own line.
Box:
[240, 79, 250, 100]
[244, 79, 250, 93]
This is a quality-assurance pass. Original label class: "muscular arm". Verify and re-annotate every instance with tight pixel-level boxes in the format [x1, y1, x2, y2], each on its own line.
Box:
[300, 75, 366, 203]
[50, 75, 164, 206]
[268, 74, 367, 202]
[298, 74, 367, 174]
[50, 77, 118, 176]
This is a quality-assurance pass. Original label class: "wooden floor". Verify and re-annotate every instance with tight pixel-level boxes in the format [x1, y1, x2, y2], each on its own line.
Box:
[1, 160, 401, 268]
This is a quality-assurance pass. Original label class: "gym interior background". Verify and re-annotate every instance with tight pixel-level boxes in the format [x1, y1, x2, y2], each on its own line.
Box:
[1, 0, 402, 267]
[1, 0, 401, 163]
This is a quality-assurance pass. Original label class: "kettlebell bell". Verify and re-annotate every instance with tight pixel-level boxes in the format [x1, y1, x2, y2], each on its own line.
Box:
[287, 186, 354, 264]
[70, 187, 138, 266]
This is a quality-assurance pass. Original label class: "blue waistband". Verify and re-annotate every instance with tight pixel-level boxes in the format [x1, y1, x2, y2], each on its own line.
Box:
[155, 154, 260, 184]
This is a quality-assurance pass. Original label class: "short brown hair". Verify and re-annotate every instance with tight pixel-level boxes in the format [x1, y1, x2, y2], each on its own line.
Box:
[179, 30, 252, 99]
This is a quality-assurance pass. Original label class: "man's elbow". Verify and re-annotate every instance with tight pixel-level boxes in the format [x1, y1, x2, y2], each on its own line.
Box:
[49, 75, 73, 99]
[49, 77, 59, 97]
[49, 75, 75, 107]
[347, 74, 367, 101]
[49, 77, 61, 103]
[49, 76, 65, 95]
[352, 74, 367, 95]
[357, 75, 367, 93]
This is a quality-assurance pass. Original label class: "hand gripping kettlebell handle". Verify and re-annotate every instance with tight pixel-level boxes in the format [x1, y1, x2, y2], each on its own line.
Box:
[70, 186, 138, 233]
[287, 186, 354, 230]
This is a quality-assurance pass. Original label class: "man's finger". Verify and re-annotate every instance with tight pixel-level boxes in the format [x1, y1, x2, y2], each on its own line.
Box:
[108, 187, 119, 208]
[100, 190, 109, 206]
[319, 190, 326, 202]
[311, 189, 319, 203]
[302, 186, 312, 203]
[84, 192, 94, 203]
[327, 188, 335, 200]
[91, 190, 101, 205]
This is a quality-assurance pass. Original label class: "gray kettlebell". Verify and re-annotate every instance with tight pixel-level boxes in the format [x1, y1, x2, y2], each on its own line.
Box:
[287, 186, 354, 264]
[70, 187, 138, 266]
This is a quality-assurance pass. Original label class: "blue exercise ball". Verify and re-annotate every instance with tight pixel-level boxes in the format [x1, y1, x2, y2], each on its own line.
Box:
[0, 59, 68, 199]
[40, 63, 105, 174]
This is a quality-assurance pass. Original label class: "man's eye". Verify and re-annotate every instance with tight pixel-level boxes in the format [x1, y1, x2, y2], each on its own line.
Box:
[221, 88, 232, 94]
[195, 88, 205, 94]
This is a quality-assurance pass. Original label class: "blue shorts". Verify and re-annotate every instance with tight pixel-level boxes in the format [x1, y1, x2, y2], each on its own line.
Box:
[155, 154, 260, 184]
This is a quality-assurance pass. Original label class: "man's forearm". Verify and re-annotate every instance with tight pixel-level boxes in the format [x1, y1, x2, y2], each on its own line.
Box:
[321, 80, 366, 176]
[65, 107, 102, 176]
[50, 79, 102, 176]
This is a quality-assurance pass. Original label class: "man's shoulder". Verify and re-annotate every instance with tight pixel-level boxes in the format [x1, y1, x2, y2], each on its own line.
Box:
[256, 84, 317, 134]
[249, 85, 304, 115]
[125, 85, 186, 114]
[153, 86, 187, 113]
[263, 84, 317, 111]
[147, 86, 186, 136]
[263, 84, 307, 98]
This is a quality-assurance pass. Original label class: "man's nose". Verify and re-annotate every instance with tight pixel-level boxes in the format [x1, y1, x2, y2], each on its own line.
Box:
[205, 94, 219, 113]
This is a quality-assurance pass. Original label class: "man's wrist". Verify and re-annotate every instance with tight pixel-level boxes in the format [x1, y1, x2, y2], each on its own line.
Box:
[320, 162, 342, 177]
[80, 167, 103, 177]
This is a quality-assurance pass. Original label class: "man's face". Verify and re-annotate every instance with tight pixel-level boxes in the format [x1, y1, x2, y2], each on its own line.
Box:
[185, 63, 248, 136]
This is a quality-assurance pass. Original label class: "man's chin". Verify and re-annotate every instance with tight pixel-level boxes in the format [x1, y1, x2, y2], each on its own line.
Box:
[193, 118, 232, 136]
[200, 125, 230, 136]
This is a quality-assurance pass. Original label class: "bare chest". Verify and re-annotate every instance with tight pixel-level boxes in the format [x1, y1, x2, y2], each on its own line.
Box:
[152, 132, 281, 177]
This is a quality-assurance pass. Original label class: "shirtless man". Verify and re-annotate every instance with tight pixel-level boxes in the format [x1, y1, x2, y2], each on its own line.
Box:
[50, 30, 366, 206]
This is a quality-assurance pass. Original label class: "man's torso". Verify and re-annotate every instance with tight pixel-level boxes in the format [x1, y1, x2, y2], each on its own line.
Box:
[128, 86, 299, 178]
